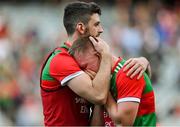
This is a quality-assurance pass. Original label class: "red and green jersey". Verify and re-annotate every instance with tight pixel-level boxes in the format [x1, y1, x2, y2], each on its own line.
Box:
[40, 42, 91, 126]
[105, 57, 156, 126]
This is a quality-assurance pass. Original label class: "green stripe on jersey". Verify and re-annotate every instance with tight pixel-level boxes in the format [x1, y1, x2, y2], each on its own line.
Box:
[134, 112, 156, 126]
[143, 73, 153, 94]
[110, 73, 118, 98]
[61, 44, 69, 50]
[42, 50, 61, 80]
[110, 58, 156, 126]
[110, 59, 126, 99]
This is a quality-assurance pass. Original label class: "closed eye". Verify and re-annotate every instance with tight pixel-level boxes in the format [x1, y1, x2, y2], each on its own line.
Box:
[94, 21, 100, 26]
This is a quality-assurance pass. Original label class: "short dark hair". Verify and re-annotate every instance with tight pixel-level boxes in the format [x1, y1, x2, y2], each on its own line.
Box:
[63, 1, 101, 36]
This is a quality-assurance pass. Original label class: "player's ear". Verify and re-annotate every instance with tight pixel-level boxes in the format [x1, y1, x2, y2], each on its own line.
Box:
[76, 22, 86, 35]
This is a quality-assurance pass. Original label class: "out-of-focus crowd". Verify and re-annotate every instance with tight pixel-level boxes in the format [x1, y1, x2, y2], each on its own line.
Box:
[0, 0, 180, 126]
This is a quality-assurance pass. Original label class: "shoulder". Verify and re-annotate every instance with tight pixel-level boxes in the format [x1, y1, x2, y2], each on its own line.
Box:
[116, 68, 145, 103]
[116, 67, 145, 86]
[52, 50, 77, 64]
[49, 49, 81, 74]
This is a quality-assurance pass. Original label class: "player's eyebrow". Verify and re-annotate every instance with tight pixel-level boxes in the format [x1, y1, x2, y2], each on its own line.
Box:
[94, 21, 100, 26]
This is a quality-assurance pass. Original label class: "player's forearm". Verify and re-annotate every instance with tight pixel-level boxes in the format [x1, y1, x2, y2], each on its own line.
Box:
[90, 105, 104, 126]
[105, 94, 138, 126]
[106, 106, 135, 126]
[92, 53, 112, 104]
[105, 93, 119, 123]
[105, 93, 133, 125]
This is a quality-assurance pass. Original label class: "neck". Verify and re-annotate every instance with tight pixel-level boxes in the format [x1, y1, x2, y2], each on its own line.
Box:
[67, 33, 79, 44]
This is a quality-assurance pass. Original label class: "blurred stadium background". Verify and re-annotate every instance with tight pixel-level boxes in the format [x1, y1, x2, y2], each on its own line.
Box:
[0, 0, 179, 126]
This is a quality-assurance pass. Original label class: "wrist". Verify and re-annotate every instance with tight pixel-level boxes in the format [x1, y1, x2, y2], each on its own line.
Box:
[101, 52, 112, 60]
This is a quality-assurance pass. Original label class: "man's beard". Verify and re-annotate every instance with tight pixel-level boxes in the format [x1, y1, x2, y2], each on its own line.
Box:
[81, 27, 90, 38]
[81, 27, 100, 38]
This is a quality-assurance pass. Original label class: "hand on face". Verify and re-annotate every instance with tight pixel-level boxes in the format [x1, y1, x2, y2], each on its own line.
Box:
[89, 36, 110, 55]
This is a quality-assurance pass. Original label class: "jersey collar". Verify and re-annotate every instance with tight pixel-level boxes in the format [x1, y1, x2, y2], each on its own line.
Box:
[111, 57, 122, 73]
[60, 41, 72, 50]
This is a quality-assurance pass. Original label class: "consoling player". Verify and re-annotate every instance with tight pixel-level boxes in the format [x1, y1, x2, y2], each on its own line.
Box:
[70, 37, 156, 126]
[40, 1, 152, 126]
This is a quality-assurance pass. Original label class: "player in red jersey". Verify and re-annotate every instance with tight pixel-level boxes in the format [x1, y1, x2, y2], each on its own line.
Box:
[40, 1, 152, 126]
[70, 37, 156, 126]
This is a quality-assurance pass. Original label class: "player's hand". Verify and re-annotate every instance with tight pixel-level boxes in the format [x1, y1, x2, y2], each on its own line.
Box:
[89, 36, 110, 55]
[123, 57, 149, 79]
[84, 69, 97, 80]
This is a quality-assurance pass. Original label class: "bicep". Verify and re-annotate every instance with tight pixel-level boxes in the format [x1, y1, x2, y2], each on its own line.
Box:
[116, 102, 139, 125]
[113, 71, 145, 125]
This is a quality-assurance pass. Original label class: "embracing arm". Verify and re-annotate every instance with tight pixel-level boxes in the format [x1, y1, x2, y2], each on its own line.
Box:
[68, 37, 112, 104]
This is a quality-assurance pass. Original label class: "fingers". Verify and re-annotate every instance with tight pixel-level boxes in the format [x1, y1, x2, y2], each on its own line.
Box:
[89, 36, 98, 46]
[123, 57, 149, 79]
[123, 58, 132, 67]
[89, 36, 101, 53]
[126, 64, 145, 79]
[137, 69, 145, 79]
[123, 59, 135, 72]
[126, 63, 141, 76]
[137, 57, 148, 71]
[87, 69, 97, 76]
[89, 36, 110, 55]
[130, 67, 142, 79]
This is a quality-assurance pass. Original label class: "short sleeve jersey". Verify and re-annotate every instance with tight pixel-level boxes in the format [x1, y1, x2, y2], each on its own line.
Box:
[40, 42, 91, 126]
[104, 57, 156, 126]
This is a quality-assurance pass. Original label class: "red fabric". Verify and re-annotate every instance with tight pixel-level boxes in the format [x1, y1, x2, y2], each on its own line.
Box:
[41, 87, 90, 126]
[41, 80, 59, 90]
[49, 47, 81, 82]
[103, 59, 146, 126]
[103, 110, 115, 127]
[137, 91, 155, 116]
[41, 44, 90, 126]
[116, 67, 145, 101]
[115, 65, 155, 116]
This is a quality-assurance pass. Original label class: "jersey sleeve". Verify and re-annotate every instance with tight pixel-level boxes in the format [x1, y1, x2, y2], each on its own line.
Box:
[116, 69, 145, 103]
[49, 53, 84, 86]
